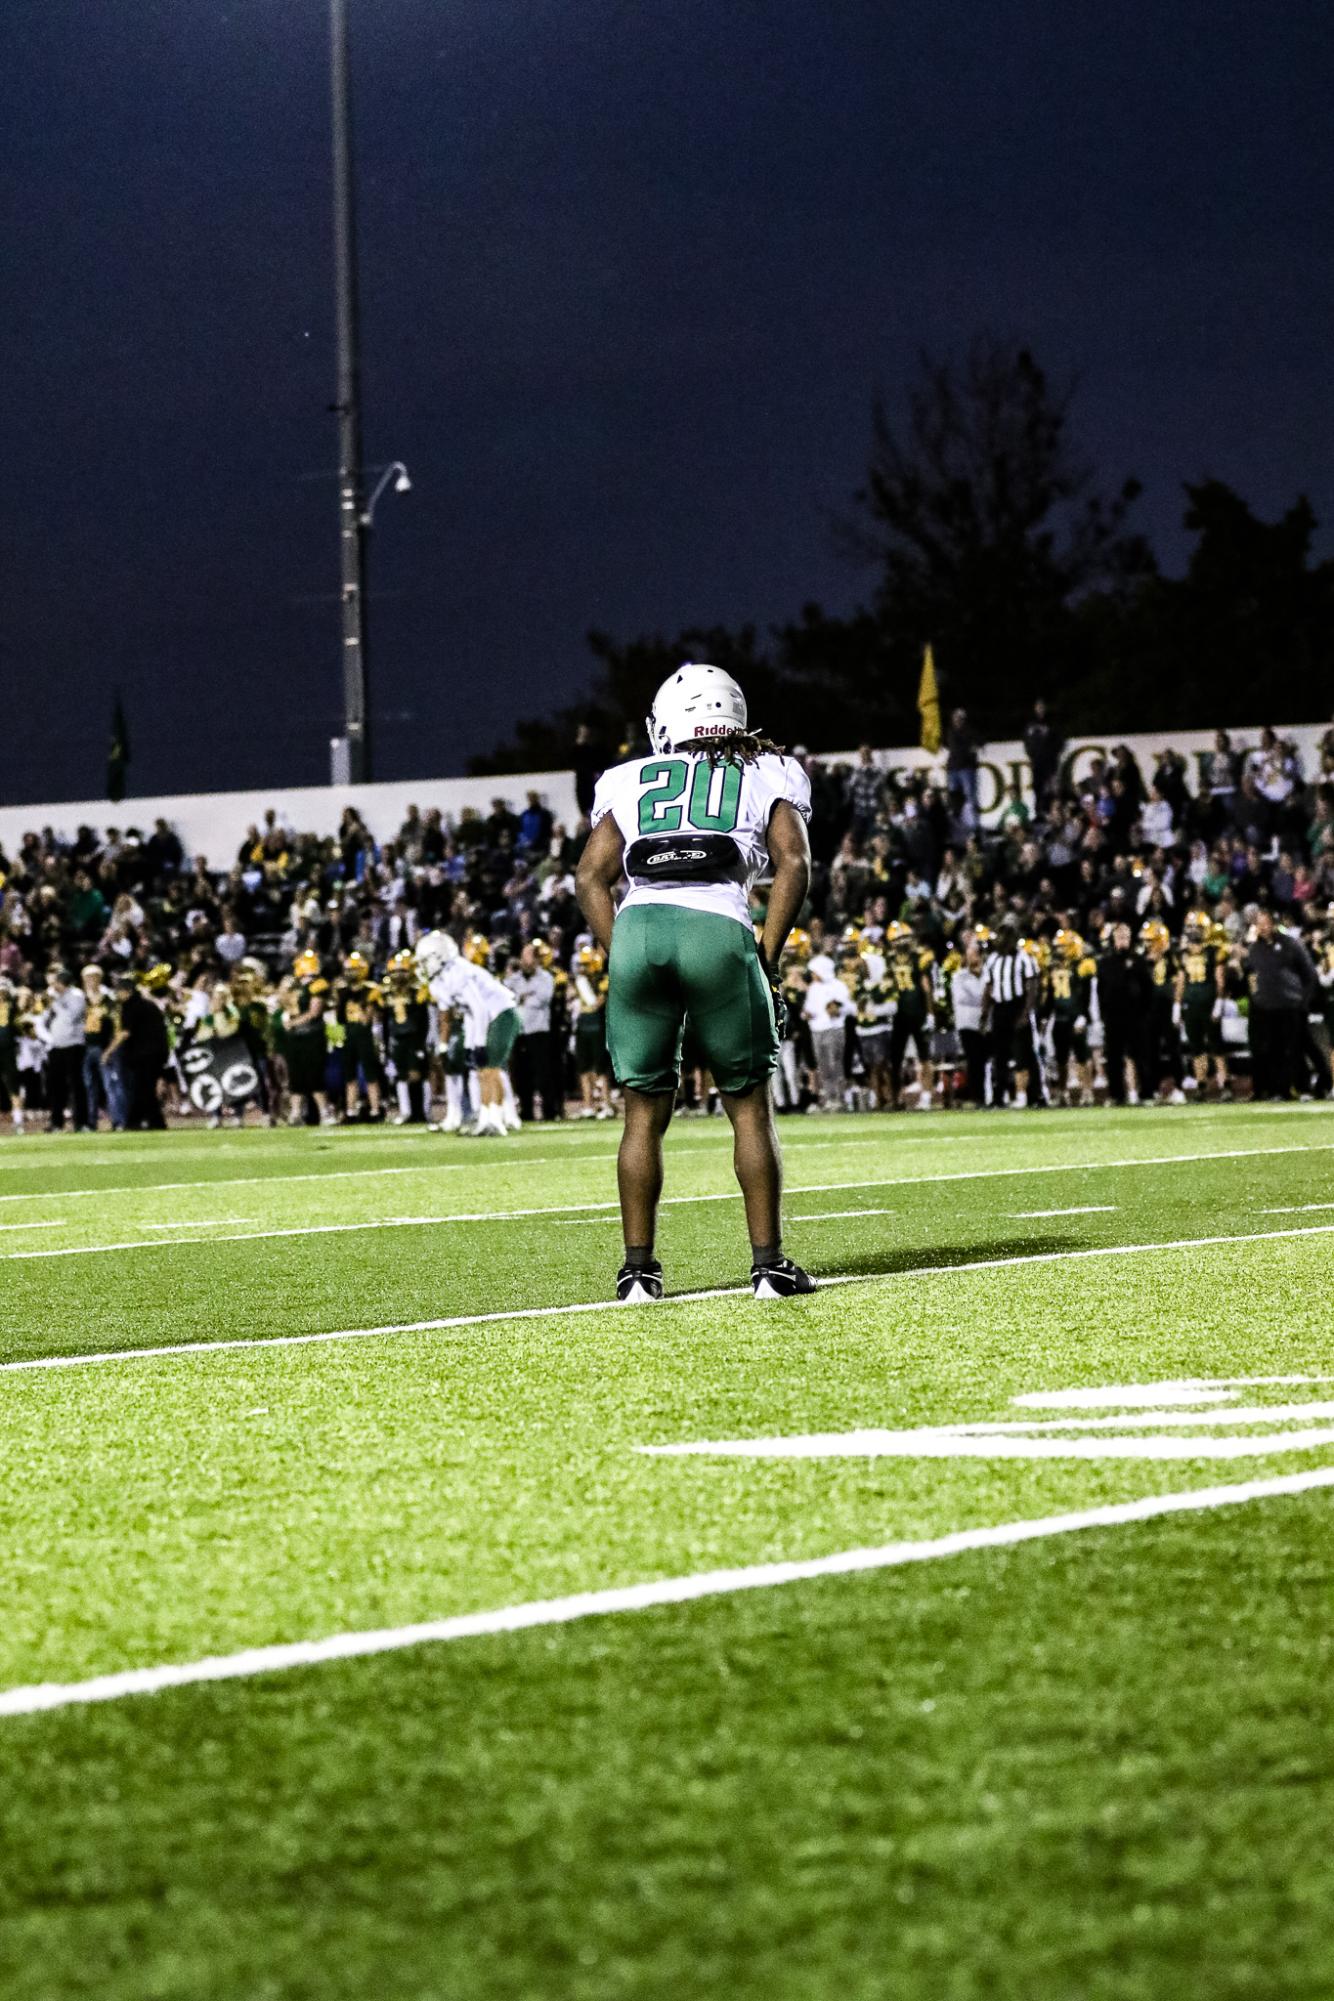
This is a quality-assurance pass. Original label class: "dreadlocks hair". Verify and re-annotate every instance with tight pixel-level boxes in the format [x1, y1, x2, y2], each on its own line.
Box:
[685, 729, 785, 768]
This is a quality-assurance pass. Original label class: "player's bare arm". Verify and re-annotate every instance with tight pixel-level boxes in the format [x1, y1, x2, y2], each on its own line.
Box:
[575, 815, 626, 955]
[760, 800, 812, 970]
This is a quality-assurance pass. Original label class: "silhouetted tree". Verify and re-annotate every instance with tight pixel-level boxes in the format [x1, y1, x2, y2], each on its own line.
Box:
[468, 626, 777, 776]
[844, 337, 1154, 724]
[471, 340, 1334, 774]
[1069, 482, 1334, 730]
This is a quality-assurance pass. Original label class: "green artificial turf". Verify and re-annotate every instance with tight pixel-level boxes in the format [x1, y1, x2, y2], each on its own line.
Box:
[2, 1103, 1334, 1998]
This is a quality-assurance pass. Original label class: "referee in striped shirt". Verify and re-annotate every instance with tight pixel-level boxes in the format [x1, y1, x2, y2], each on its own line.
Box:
[982, 918, 1042, 1107]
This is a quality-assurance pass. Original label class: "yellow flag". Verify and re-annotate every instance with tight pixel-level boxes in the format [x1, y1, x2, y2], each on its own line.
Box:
[917, 643, 942, 754]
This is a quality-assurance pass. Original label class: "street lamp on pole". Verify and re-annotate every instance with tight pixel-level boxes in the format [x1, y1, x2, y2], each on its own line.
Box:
[329, 0, 370, 785]
[360, 461, 412, 527]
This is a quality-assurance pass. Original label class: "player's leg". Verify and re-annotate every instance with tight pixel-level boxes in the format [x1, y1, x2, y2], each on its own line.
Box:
[913, 1028, 935, 1109]
[676, 908, 814, 1297]
[474, 1012, 521, 1134]
[475, 1067, 505, 1134]
[604, 905, 687, 1300]
[717, 1082, 775, 1247]
[887, 1016, 907, 1108]
[616, 1086, 673, 1299]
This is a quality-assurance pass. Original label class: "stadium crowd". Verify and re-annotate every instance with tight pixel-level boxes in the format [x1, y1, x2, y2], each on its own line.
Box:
[1, 710, 1332, 1132]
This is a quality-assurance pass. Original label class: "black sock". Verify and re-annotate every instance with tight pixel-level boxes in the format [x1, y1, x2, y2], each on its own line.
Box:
[750, 1242, 781, 1268]
[623, 1244, 656, 1269]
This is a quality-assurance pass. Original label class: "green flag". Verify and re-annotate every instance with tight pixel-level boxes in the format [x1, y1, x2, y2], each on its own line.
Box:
[107, 693, 130, 803]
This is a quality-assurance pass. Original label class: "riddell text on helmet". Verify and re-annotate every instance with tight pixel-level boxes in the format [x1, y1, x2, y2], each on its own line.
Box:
[691, 723, 736, 736]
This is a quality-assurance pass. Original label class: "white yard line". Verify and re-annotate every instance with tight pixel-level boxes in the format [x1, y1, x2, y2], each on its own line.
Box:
[0, 1219, 66, 1233]
[3, 1466, 1332, 1719]
[788, 1207, 899, 1223]
[6, 1222, 1334, 1377]
[0, 1137, 1329, 1209]
[1261, 1202, 1334, 1215]
[1010, 1205, 1118, 1219]
[139, 1219, 256, 1228]
[0, 1135, 918, 1202]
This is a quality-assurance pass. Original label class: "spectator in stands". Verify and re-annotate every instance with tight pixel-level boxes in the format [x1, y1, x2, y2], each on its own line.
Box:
[1023, 700, 1062, 813]
[67, 870, 107, 943]
[216, 909, 248, 966]
[1140, 784, 1176, 850]
[946, 708, 982, 830]
[572, 722, 603, 820]
[846, 746, 884, 840]
[518, 791, 554, 854]
[146, 818, 184, 878]
[1205, 730, 1237, 799]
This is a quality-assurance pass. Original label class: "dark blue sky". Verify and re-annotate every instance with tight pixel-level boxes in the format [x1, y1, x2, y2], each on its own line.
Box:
[2, 0, 1331, 805]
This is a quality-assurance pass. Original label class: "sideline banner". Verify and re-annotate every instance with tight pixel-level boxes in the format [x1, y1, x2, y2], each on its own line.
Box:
[179, 1035, 260, 1114]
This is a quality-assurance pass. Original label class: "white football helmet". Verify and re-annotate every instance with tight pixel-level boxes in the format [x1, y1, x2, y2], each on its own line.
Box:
[415, 930, 459, 981]
[647, 663, 747, 754]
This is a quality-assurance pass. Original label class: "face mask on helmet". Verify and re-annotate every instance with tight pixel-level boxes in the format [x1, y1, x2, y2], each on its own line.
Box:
[646, 663, 748, 755]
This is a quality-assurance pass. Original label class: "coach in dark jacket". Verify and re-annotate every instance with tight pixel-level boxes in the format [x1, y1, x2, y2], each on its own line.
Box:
[113, 974, 169, 1130]
[1096, 923, 1153, 1105]
[1246, 911, 1316, 1100]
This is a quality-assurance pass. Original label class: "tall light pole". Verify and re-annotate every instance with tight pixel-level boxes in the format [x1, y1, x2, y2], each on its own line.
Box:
[329, 0, 370, 783]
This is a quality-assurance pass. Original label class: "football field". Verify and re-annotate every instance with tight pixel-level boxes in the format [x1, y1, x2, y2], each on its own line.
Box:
[4, 1102, 1334, 1999]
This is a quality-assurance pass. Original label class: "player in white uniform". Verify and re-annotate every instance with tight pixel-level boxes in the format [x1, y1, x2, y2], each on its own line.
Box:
[414, 933, 522, 1137]
[576, 662, 816, 1302]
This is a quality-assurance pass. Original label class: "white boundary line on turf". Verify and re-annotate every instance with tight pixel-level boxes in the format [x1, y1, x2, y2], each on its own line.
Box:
[1011, 1205, 1117, 1219]
[7, 1222, 1334, 1376]
[3, 1139, 1332, 1240]
[4, 1466, 1333, 1717]
[0, 1134, 1330, 1208]
[0, 1178, 1027, 1258]
[0, 1137, 921, 1204]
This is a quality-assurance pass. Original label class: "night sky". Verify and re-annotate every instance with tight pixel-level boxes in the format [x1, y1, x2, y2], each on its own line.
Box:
[3, 0, 1331, 807]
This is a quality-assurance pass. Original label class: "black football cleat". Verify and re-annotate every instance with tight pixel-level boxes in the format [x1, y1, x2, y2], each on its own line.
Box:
[750, 1256, 817, 1300]
[616, 1259, 664, 1304]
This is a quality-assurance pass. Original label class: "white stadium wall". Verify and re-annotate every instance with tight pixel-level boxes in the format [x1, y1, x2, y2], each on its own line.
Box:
[0, 770, 582, 872]
[0, 722, 1324, 869]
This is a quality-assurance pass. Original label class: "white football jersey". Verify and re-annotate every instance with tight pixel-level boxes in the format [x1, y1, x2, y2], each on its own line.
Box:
[591, 749, 812, 928]
[426, 960, 519, 1042]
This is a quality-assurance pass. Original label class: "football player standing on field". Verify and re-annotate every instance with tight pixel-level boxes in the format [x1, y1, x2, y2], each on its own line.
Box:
[414, 931, 522, 1138]
[576, 663, 816, 1303]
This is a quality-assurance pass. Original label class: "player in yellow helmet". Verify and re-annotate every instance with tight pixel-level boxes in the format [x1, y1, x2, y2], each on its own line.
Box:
[282, 950, 335, 1124]
[334, 950, 385, 1122]
[572, 943, 612, 1118]
[1176, 911, 1229, 1100]
[1046, 931, 1097, 1105]
[384, 949, 432, 1123]
[886, 923, 936, 1109]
